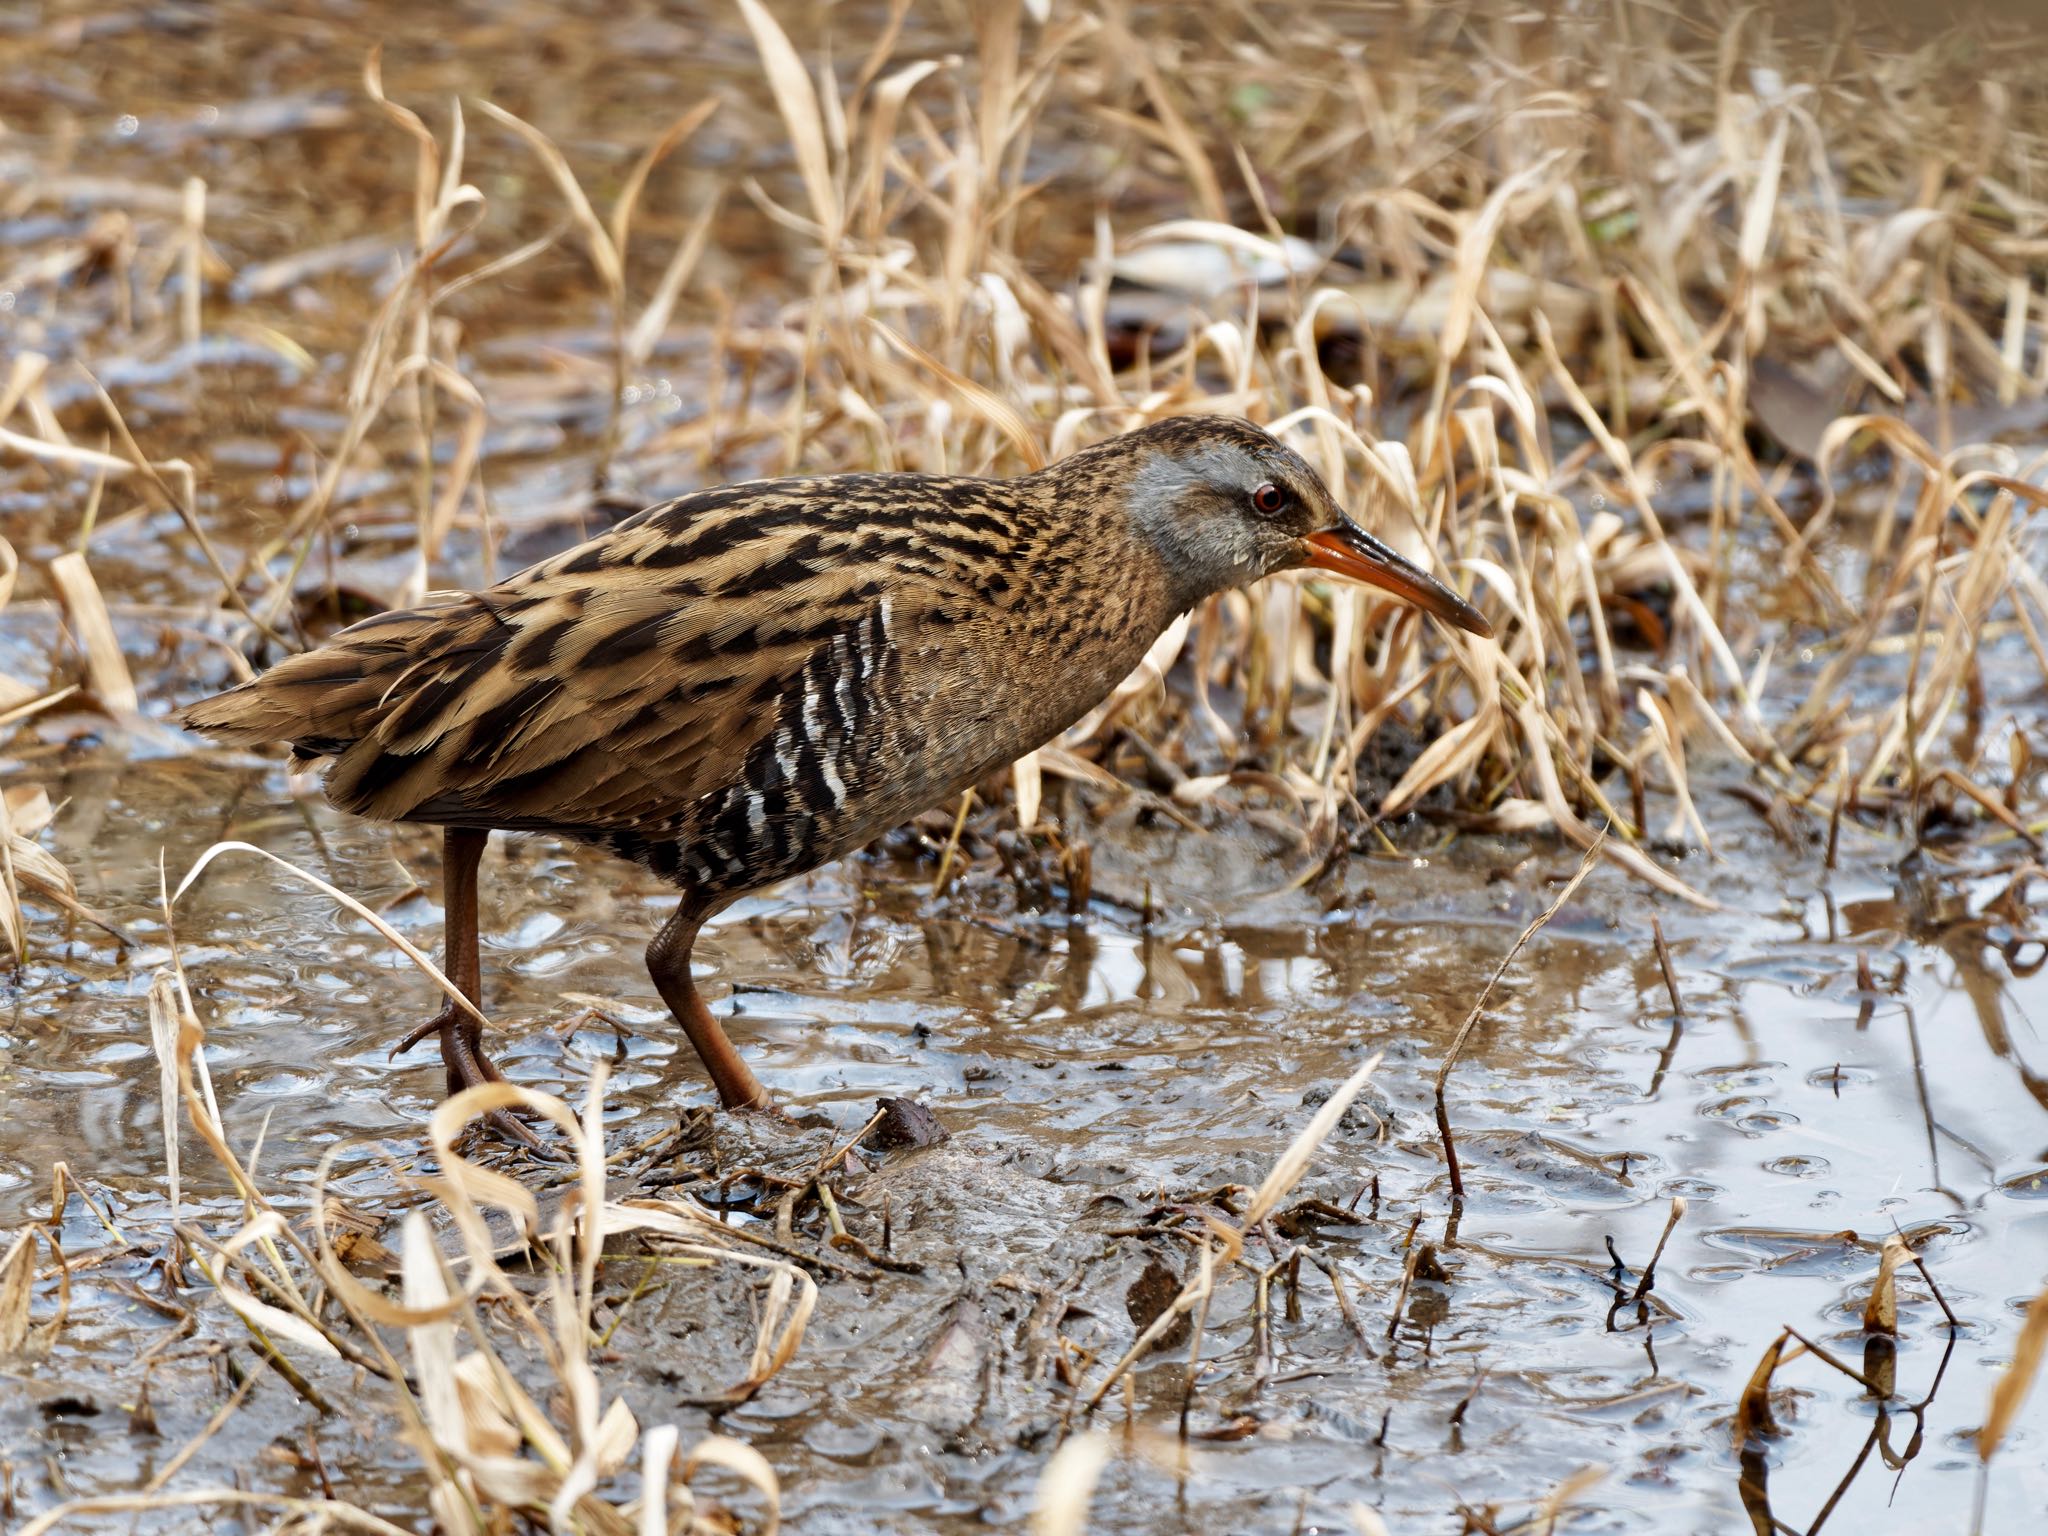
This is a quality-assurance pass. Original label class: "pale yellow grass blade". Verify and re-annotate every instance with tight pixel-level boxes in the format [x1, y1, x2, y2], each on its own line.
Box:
[1031, 1430, 1113, 1536]
[174, 841, 487, 1029]
[0, 1228, 35, 1352]
[683, 1436, 782, 1535]
[206, 1211, 342, 1361]
[1980, 1286, 2048, 1464]
[1241, 1052, 1383, 1231]
[476, 100, 622, 293]
[737, 0, 842, 244]
[47, 550, 137, 713]
[607, 97, 719, 258]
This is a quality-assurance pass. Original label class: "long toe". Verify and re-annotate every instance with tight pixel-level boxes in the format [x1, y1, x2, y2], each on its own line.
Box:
[436, 1018, 542, 1150]
[481, 1107, 543, 1150]
[392, 1003, 461, 1060]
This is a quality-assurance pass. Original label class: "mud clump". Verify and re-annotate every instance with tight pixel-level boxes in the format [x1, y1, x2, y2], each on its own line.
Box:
[862, 1094, 950, 1153]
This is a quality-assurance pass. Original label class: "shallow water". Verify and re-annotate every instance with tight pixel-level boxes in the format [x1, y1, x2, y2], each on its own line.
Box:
[8, 745, 2048, 1531]
[6, 3, 2048, 1533]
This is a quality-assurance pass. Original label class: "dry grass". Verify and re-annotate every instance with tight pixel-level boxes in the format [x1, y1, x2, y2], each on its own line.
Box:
[15, 840, 800, 1534]
[1976, 1285, 2048, 1531]
[0, 836, 1398, 1533]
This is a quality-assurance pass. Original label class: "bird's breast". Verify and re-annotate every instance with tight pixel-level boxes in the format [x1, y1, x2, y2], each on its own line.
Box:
[663, 560, 1176, 895]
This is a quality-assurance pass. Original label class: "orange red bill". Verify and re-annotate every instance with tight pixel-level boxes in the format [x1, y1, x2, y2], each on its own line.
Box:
[1302, 522, 1493, 638]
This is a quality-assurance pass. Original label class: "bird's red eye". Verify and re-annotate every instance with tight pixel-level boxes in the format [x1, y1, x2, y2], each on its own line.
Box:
[1252, 483, 1286, 515]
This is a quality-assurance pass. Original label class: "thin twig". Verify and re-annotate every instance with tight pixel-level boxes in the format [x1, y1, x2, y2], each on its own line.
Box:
[1436, 838, 1605, 1198]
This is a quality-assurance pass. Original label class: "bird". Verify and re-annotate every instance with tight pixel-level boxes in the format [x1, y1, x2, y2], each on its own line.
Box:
[181, 414, 1491, 1134]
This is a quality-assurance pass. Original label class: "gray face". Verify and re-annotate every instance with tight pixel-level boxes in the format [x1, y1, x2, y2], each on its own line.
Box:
[1126, 435, 1340, 603]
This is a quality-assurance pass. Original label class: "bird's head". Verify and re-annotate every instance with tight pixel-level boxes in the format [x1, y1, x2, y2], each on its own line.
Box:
[1099, 415, 1492, 637]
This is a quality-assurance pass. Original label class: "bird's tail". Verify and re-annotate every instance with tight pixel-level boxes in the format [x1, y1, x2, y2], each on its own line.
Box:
[178, 598, 479, 767]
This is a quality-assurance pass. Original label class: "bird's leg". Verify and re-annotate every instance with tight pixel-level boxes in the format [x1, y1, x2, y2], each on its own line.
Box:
[393, 827, 537, 1146]
[646, 903, 773, 1113]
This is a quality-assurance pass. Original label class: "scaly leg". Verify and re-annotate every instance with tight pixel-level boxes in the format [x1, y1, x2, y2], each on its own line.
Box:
[393, 827, 537, 1146]
[646, 902, 773, 1112]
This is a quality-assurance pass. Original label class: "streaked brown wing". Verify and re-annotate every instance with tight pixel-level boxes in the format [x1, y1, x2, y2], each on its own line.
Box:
[182, 477, 988, 834]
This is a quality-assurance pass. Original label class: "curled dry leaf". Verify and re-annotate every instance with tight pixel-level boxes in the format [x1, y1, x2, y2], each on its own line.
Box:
[1864, 1235, 1908, 1337]
[683, 1436, 783, 1536]
[0, 1227, 39, 1353]
[1734, 1330, 1791, 1448]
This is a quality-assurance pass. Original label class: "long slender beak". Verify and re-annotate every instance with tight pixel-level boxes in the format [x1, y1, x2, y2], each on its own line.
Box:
[1302, 519, 1493, 638]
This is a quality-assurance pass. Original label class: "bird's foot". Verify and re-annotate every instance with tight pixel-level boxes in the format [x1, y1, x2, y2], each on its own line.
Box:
[706, 1063, 788, 1121]
[392, 1004, 540, 1149]
[728, 1097, 796, 1124]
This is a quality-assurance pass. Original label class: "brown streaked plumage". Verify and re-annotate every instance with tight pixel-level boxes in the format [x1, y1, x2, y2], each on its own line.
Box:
[182, 415, 1490, 1133]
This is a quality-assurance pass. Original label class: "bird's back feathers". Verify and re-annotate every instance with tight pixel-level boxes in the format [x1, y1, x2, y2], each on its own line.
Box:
[181, 464, 1174, 858]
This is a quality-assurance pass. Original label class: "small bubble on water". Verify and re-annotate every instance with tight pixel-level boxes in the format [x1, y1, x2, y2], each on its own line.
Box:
[198, 104, 219, 125]
[1660, 1176, 1721, 1200]
[0, 291, 13, 312]
[1764, 1155, 1829, 1178]
[1738, 1111, 1797, 1134]
[116, 113, 140, 137]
